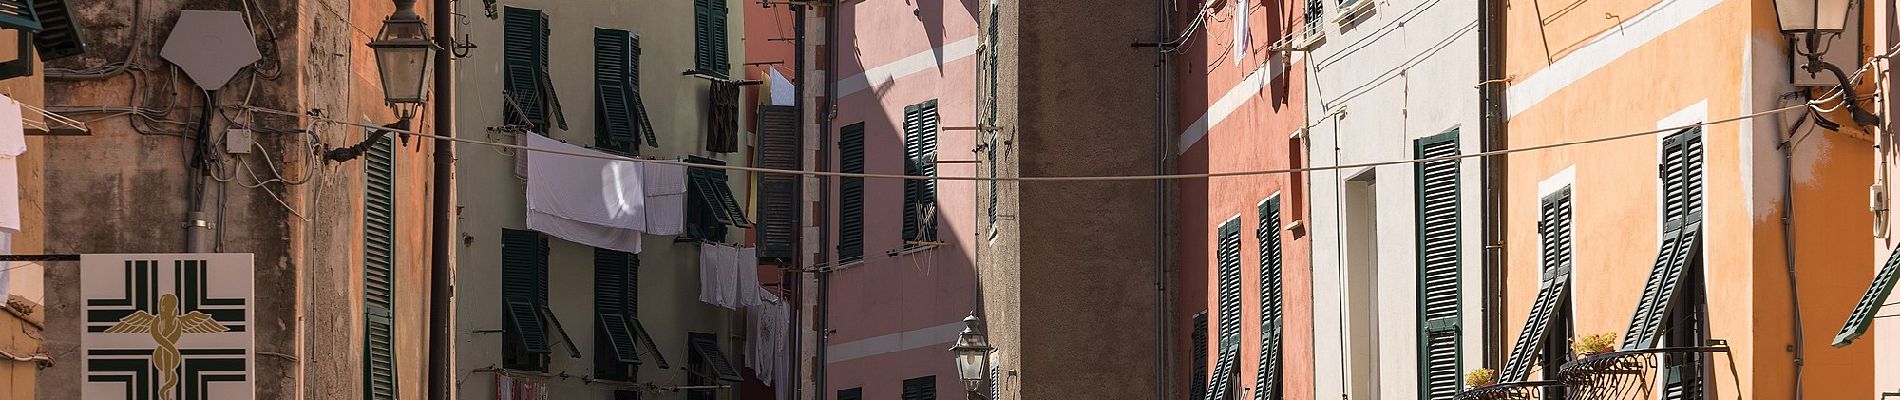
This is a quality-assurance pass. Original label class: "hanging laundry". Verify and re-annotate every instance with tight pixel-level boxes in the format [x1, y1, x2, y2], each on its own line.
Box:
[527, 209, 641, 253]
[521, 133, 648, 253]
[769, 68, 795, 106]
[706, 80, 741, 153]
[496, 374, 549, 400]
[736, 247, 760, 308]
[700, 244, 735, 308]
[0, 93, 24, 234]
[643, 162, 688, 236]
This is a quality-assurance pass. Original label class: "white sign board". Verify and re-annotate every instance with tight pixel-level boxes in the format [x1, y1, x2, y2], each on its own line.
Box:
[82, 254, 254, 400]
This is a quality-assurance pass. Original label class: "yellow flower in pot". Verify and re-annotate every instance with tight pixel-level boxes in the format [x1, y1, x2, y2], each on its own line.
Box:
[1574, 332, 1617, 356]
[1465, 367, 1497, 389]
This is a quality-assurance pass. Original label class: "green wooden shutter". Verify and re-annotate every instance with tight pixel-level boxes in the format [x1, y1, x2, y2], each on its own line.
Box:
[1191, 312, 1209, 400]
[1254, 198, 1283, 400]
[594, 28, 636, 153]
[31, 0, 85, 60]
[595, 248, 640, 369]
[1835, 245, 1900, 346]
[0, 0, 38, 31]
[902, 375, 937, 400]
[688, 166, 753, 228]
[503, 7, 547, 132]
[1500, 189, 1574, 382]
[363, 130, 397, 400]
[903, 100, 940, 242]
[758, 105, 802, 259]
[502, 229, 552, 354]
[689, 332, 743, 382]
[693, 0, 729, 78]
[628, 35, 655, 146]
[838, 388, 863, 400]
[1623, 129, 1706, 350]
[1414, 130, 1462, 399]
[983, 3, 1001, 230]
[536, 10, 567, 131]
[1207, 219, 1243, 400]
[840, 123, 866, 261]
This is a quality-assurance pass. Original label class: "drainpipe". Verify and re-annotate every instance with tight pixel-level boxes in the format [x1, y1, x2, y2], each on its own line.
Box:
[1476, 0, 1509, 370]
[428, 0, 456, 397]
[814, 0, 839, 397]
[789, 3, 808, 400]
[1152, 0, 1174, 399]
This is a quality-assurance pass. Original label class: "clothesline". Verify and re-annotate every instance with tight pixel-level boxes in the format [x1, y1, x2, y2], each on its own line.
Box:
[243, 101, 1821, 182]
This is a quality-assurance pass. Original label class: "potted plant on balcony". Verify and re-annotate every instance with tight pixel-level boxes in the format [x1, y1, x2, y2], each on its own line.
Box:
[1574, 332, 1617, 357]
[1465, 367, 1497, 389]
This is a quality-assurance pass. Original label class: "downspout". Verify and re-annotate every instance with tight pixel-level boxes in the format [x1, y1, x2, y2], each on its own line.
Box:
[428, 0, 457, 397]
[1476, 0, 1509, 370]
[789, 3, 807, 400]
[814, 0, 839, 397]
[1152, 0, 1173, 399]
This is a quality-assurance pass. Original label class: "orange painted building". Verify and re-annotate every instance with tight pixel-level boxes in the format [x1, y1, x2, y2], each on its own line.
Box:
[1495, 0, 1880, 398]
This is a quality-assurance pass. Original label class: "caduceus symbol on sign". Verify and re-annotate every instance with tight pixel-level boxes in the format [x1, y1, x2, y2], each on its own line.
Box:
[105, 293, 231, 400]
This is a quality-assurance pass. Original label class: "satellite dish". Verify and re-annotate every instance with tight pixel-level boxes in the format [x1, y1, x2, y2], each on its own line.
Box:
[161, 10, 262, 90]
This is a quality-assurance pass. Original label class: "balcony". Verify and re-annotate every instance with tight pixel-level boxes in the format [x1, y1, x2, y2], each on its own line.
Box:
[1456, 380, 1566, 400]
[1555, 345, 1732, 400]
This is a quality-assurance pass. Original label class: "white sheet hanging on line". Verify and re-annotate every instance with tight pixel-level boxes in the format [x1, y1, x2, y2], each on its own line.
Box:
[1233, 0, 1249, 66]
[642, 162, 688, 236]
[523, 133, 646, 230]
[0, 94, 24, 234]
[769, 68, 795, 106]
[526, 209, 641, 253]
[736, 247, 760, 308]
[700, 244, 735, 308]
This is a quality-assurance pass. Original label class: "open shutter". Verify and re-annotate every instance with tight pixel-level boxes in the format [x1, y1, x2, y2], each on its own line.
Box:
[1191, 312, 1209, 400]
[757, 105, 802, 259]
[902, 376, 937, 400]
[839, 123, 866, 261]
[689, 332, 743, 382]
[1414, 130, 1462, 399]
[1206, 219, 1243, 400]
[363, 131, 397, 400]
[595, 248, 640, 367]
[688, 166, 752, 228]
[1500, 189, 1574, 382]
[1835, 245, 1900, 346]
[693, 0, 729, 77]
[1623, 130, 1705, 350]
[903, 101, 941, 242]
[0, 0, 38, 31]
[536, 11, 566, 130]
[594, 29, 636, 152]
[502, 229, 552, 354]
[1254, 198, 1283, 400]
[502, 8, 547, 132]
[31, 0, 84, 59]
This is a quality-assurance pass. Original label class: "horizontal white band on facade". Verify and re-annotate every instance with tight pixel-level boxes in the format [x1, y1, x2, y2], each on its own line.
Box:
[837, 36, 981, 98]
[1176, 51, 1301, 154]
[825, 320, 968, 364]
[1504, 0, 1724, 118]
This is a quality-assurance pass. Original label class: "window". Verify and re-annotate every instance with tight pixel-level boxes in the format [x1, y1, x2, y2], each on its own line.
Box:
[1205, 219, 1243, 400]
[502, 7, 567, 134]
[593, 28, 655, 154]
[1343, 170, 1379, 400]
[1191, 311, 1209, 400]
[902, 375, 937, 400]
[692, 0, 730, 78]
[363, 131, 397, 400]
[685, 156, 752, 241]
[838, 388, 863, 400]
[501, 229, 576, 371]
[1619, 127, 1707, 398]
[757, 105, 802, 259]
[1254, 198, 1284, 400]
[1303, 0, 1323, 35]
[903, 100, 941, 243]
[839, 123, 866, 262]
[593, 248, 640, 380]
[688, 332, 742, 400]
[982, 2, 1001, 233]
[1414, 129, 1462, 400]
[1500, 188, 1573, 393]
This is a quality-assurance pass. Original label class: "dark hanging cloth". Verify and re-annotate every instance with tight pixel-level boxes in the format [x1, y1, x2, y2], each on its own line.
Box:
[707, 81, 741, 153]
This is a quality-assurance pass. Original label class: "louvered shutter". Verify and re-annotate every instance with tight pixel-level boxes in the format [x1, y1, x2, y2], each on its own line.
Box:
[839, 123, 866, 261]
[1206, 219, 1242, 400]
[1500, 189, 1574, 382]
[536, 11, 567, 130]
[628, 36, 656, 146]
[838, 388, 863, 400]
[363, 131, 397, 400]
[502, 229, 552, 354]
[758, 105, 802, 259]
[689, 332, 743, 382]
[689, 166, 753, 228]
[989, 365, 1001, 400]
[693, 0, 729, 77]
[903, 101, 940, 242]
[0, 0, 37, 31]
[1623, 129, 1705, 350]
[1191, 312, 1209, 400]
[594, 29, 637, 152]
[503, 8, 547, 132]
[31, 0, 85, 60]
[1254, 199, 1283, 400]
[1414, 131, 1462, 399]
[983, 3, 1001, 229]
[902, 376, 937, 400]
[595, 248, 640, 368]
[1835, 245, 1900, 346]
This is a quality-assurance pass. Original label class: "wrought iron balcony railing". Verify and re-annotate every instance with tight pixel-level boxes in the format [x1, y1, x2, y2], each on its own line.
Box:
[1455, 380, 1566, 400]
[1555, 346, 1732, 400]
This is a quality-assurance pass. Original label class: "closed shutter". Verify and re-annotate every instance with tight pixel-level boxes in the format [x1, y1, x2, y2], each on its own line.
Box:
[503, 7, 549, 132]
[0, 0, 38, 31]
[1414, 130, 1462, 399]
[363, 130, 397, 399]
[903, 100, 940, 242]
[1500, 189, 1574, 382]
[1206, 219, 1242, 400]
[32, 0, 86, 60]
[595, 248, 640, 370]
[693, 0, 730, 77]
[502, 229, 552, 354]
[1834, 245, 1900, 346]
[1254, 198, 1283, 400]
[989, 365, 1001, 400]
[839, 123, 866, 261]
[594, 29, 637, 153]
[1191, 312, 1209, 400]
[983, 3, 1000, 230]
[902, 376, 937, 400]
[757, 105, 802, 259]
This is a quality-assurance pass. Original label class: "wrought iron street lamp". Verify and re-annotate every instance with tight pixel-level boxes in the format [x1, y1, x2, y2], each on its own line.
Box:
[370, 0, 435, 119]
[1775, 0, 1880, 127]
[949, 314, 994, 395]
